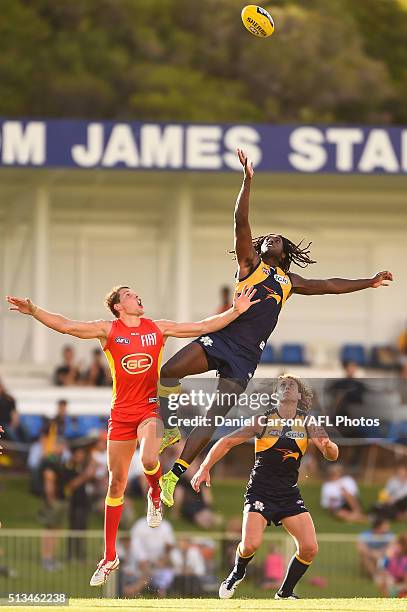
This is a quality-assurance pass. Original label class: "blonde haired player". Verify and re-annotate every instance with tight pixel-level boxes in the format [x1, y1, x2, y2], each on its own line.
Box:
[191, 374, 339, 600]
[6, 285, 259, 586]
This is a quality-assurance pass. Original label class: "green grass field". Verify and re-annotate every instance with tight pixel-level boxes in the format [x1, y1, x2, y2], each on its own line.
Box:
[1, 476, 406, 601]
[4, 598, 407, 612]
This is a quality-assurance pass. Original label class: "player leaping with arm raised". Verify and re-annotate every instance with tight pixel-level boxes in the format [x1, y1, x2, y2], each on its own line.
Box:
[6, 284, 258, 587]
[158, 148, 393, 508]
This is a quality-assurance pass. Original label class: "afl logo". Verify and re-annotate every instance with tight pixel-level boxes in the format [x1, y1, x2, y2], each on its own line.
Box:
[121, 353, 153, 375]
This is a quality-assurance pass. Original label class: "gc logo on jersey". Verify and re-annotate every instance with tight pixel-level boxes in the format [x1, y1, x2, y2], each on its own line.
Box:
[115, 336, 130, 345]
[121, 353, 153, 374]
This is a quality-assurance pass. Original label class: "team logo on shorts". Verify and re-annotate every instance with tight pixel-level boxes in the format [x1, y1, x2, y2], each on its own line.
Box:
[254, 500, 265, 511]
[121, 353, 153, 374]
[200, 336, 213, 347]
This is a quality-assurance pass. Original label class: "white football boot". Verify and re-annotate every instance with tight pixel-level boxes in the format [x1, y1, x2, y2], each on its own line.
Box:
[146, 490, 163, 528]
[89, 555, 119, 587]
[219, 571, 246, 599]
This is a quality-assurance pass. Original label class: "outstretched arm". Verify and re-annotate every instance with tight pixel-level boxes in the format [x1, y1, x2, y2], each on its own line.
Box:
[289, 270, 393, 296]
[190, 419, 262, 492]
[234, 149, 260, 278]
[6, 296, 110, 342]
[155, 285, 259, 339]
[307, 424, 339, 461]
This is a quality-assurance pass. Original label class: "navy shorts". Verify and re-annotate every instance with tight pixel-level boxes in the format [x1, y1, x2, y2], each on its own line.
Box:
[244, 486, 309, 527]
[193, 333, 259, 388]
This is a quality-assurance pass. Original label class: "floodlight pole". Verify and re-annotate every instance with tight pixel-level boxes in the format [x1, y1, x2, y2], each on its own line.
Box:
[32, 187, 50, 364]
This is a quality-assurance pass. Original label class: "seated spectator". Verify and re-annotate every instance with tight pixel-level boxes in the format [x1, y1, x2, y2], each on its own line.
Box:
[85, 348, 111, 387]
[173, 469, 222, 529]
[357, 518, 395, 579]
[170, 537, 206, 596]
[0, 380, 28, 442]
[124, 517, 176, 597]
[53, 345, 81, 386]
[372, 462, 407, 521]
[261, 542, 285, 590]
[321, 464, 367, 523]
[377, 533, 407, 597]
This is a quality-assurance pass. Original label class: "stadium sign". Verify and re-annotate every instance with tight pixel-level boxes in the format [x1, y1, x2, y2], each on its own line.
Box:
[0, 119, 406, 174]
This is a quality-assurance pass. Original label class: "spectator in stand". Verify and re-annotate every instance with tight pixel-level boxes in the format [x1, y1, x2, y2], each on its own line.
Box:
[397, 324, 407, 362]
[357, 518, 395, 579]
[0, 380, 28, 442]
[372, 462, 407, 521]
[321, 464, 367, 523]
[37, 438, 70, 571]
[216, 285, 232, 314]
[89, 432, 109, 512]
[65, 444, 96, 560]
[170, 537, 206, 596]
[124, 517, 176, 596]
[261, 542, 285, 590]
[377, 533, 407, 597]
[85, 348, 111, 386]
[53, 345, 81, 386]
[173, 459, 222, 529]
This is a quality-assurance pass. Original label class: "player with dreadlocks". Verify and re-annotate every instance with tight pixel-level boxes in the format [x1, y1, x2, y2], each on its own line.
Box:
[158, 149, 393, 507]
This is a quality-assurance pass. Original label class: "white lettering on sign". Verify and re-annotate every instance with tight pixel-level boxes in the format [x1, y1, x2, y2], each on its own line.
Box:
[70, 123, 263, 171]
[71, 123, 104, 167]
[289, 127, 327, 172]
[1, 121, 45, 165]
[140, 125, 183, 168]
[289, 126, 405, 173]
[326, 128, 363, 172]
[186, 126, 222, 169]
[358, 129, 399, 173]
[223, 126, 262, 169]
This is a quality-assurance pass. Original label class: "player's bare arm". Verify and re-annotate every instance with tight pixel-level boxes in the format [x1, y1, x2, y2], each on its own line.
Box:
[289, 270, 393, 296]
[234, 149, 259, 278]
[190, 418, 263, 492]
[155, 284, 260, 339]
[6, 296, 111, 344]
[307, 424, 339, 461]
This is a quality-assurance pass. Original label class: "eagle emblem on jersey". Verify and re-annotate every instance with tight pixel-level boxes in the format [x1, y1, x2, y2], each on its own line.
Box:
[275, 448, 300, 462]
[262, 285, 282, 304]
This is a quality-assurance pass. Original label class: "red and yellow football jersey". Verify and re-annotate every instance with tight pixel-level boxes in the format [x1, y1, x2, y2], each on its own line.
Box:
[103, 318, 164, 420]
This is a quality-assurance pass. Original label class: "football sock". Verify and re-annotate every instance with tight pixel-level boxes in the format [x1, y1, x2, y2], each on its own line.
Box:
[158, 382, 182, 428]
[171, 459, 190, 479]
[104, 496, 124, 562]
[233, 543, 255, 579]
[144, 461, 162, 501]
[278, 554, 312, 596]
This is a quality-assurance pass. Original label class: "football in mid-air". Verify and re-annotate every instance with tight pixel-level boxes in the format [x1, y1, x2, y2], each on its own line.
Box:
[241, 5, 275, 38]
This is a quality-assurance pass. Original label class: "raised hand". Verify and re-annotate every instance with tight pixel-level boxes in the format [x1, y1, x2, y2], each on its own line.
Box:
[233, 285, 260, 314]
[237, 148, 254, 180]
[370, 271, 393, 288]
[6, 296, 37, 315]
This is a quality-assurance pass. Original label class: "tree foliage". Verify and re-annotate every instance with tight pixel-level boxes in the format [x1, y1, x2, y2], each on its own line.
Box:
[0, 0, 405, 123]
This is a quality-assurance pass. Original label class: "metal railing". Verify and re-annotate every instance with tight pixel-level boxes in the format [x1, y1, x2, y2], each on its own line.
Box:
[0, 529, 381, 599]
